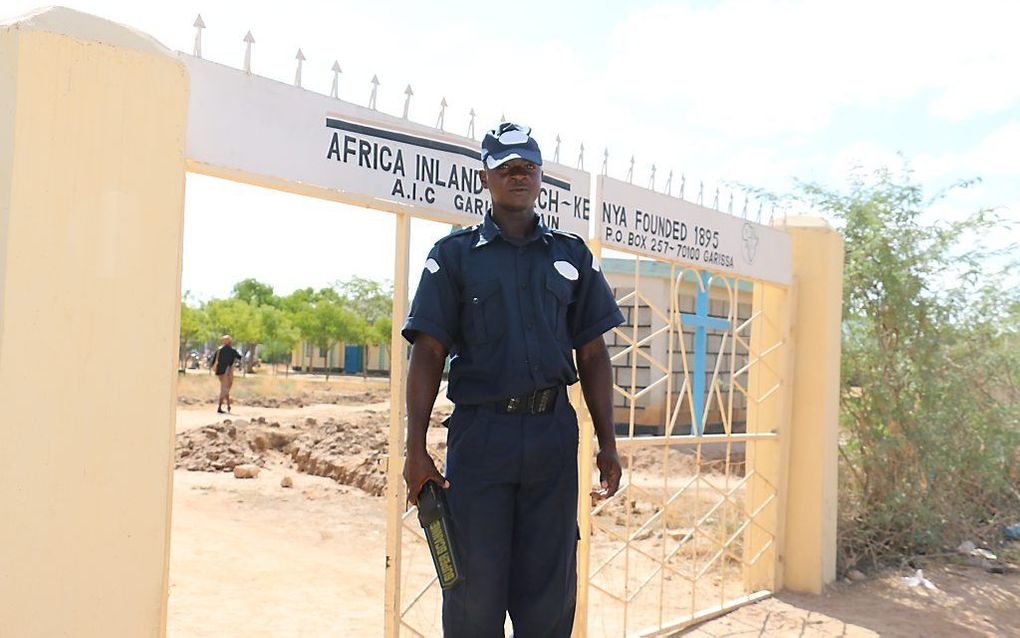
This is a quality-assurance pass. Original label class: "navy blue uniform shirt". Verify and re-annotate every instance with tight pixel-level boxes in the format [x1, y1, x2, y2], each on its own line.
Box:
[402, 213, 625, 405]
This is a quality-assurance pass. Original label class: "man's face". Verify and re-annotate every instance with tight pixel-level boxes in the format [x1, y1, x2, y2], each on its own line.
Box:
[480, 159, 542, 213]
[222, 337, 231, 346]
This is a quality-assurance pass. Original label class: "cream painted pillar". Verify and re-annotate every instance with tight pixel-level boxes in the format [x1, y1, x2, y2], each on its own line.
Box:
[0, 8, 187, 637]
[776, 216, 843, 594]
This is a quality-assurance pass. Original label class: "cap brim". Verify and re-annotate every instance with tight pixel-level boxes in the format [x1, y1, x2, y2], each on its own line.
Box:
[484, 149, 543, 169]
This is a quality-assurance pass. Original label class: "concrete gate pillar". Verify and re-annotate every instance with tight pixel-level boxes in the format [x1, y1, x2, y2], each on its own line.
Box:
[0, 8, 187, 636]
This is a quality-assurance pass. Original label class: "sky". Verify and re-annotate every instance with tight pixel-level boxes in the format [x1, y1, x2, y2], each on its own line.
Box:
[6, 0, 1019, 300]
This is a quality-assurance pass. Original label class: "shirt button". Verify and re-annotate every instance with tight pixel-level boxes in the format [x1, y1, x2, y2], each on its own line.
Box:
[472, 297, 479, 304]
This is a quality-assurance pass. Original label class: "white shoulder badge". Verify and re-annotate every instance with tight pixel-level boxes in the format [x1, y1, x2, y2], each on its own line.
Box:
[592, 257, 601, 272]
[424, 258, 440, 274]
[554, 260, 579, 281]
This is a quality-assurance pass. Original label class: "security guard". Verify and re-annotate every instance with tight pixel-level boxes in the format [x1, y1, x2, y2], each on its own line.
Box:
[402, 122, 624, 637]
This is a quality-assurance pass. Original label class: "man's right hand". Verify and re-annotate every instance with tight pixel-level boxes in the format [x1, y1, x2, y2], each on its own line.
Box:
[403, 447, 449, 506]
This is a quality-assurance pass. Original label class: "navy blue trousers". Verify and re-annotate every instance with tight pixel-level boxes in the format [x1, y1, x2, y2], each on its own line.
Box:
[442, 391, 579, 638]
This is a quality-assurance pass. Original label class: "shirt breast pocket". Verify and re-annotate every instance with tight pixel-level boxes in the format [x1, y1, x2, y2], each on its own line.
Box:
[545, 274, 574, 336]
[461, 279, 506, 344]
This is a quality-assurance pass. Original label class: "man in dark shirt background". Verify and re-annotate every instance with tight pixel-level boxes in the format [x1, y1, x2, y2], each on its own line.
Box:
[211, 335, 243, 414]
[401, 123, 624, 636]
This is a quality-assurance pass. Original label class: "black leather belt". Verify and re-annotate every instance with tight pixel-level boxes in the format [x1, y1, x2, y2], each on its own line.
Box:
[494, 387, 560, 414]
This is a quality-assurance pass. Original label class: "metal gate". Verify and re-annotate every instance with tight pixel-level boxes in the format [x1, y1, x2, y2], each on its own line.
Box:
[573, 251, 791, 636]
[385, 258, 791, 636]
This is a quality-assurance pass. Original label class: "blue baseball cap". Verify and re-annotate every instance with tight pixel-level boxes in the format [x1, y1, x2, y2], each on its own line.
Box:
[480, 122, 543, 169]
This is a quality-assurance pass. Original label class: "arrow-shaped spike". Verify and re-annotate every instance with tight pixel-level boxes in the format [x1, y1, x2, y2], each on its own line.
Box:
[193, 14, 205, 58]
[243, 31, 255, 74]
[467, 108, 476, 139]
[727, 192, 734, 214]
[626, 156, 635, 183]
[330, 61, 342, 98]
[713, 187, 720, 210]
[500, 113, 506, 123]
[602, 148, 609, 176]
[665, 170, 673, 195]
[649, 164, 657, 190]
[402, 84, 414, 119]
[553, 135, 562, 164]
[576, 143, 585, 171]
[436, 97, 448, 130]
[294, 49, 305, 87]
[742, 196, 749, 219]
[756, 201, 763, 223]
[679, 174, 686, 200]
[697, 181, 704, 205]
[368, 75, 380, 110]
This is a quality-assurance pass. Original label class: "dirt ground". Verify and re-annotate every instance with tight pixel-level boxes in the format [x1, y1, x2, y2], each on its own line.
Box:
[167, 374, 1020, 637]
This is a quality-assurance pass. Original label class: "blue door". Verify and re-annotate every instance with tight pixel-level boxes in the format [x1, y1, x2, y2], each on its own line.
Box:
[344, 345, 363, 374]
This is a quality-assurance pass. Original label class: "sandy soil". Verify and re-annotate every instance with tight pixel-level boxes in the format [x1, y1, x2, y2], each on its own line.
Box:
[683, 563, 1020, 637]
[167, 375, 1020, 637]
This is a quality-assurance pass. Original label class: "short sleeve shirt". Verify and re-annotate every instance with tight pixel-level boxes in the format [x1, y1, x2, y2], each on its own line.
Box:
[213, 346, 242, 375]
[402, 213, 625, 405]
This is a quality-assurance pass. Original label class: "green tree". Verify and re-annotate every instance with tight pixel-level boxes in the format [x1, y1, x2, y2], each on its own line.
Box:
[336, 277, 393, 377]
[232, 278, 277, 307]
[206, 298, 261, 374]
[793, 167, 1020, 569]
[258, 305, 299, 375]
[293, 294, 359, 381]
[179, 297, 209, 372]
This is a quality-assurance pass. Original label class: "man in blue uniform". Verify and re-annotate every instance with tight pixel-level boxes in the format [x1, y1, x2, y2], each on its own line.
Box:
[402, 123, 624, 637]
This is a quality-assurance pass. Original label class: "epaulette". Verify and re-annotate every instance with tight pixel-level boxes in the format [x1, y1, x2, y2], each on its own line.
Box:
[434, 224, 479, 246]
[550, 229, 587, 244]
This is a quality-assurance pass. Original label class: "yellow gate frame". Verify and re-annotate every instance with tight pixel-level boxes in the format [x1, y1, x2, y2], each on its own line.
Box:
[0, 9, 843, 637]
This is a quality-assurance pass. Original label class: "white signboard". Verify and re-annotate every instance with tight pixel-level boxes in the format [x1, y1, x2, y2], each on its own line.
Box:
[596, 176, 791, 285]
[183, 55, 590, 236]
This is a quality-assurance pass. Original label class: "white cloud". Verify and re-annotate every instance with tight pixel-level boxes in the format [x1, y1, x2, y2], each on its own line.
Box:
[603, 0, 1020, 137]
[915, 121, 1020, 180]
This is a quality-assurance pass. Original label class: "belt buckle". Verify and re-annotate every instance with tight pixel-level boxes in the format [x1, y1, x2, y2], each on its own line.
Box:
[506, 397, 519, 413]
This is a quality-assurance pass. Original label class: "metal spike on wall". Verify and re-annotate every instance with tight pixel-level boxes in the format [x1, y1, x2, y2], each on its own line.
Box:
[713, 187, 720, 210]
[756, 201, 763, 223]
[741, 196, 749, 219]
[648, 165, 656, 190]
[601, 148, 608, 176]
[330, 61, 342, 98]
[697, 181, 703, 205]
[679, 173, 686, 200]
[770, 204, 776, 224]
[553, 135, 561, 164]
[402, 84, 413, 119]
[727, 192, 734, 214]
[500, 113, 506, 123]
[193, 14, 205, 58]
[243, 30, 255, 75]
[665, 170, 673, 196]
[294, 49, 305, 87]
[467, 109, 476, 139]
[436, 98, 448, 130]
[626, 156, 634, 183]
[576, 143, 585, 171]
[368, 75, 380, 110]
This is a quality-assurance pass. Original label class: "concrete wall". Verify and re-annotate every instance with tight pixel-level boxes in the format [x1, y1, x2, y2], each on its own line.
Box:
[0, 8, 187, 637]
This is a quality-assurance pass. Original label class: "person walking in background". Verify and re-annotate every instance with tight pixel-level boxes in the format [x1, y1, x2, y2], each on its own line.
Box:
[211, 335, 243, 414]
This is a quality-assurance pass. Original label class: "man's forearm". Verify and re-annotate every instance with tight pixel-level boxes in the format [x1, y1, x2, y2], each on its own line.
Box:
[577, 336, 617, 452]
[405, 335, 447, 452]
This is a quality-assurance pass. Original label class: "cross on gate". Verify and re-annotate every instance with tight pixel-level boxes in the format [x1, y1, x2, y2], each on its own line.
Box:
[679, 271, 730, 435]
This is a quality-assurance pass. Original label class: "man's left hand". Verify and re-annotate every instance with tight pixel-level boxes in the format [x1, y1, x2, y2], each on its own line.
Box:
[592, 448, 622, 501]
